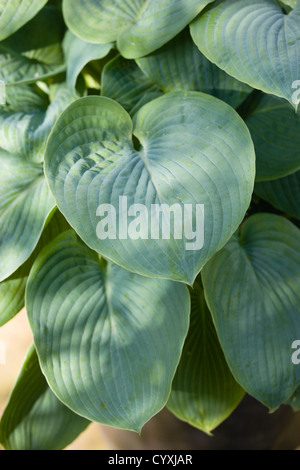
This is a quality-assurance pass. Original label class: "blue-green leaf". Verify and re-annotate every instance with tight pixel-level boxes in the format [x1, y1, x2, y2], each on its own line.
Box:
[243, 94, 300, 181]
[191, 0, 300, 109]
[202, 214, 300, 410]
[102, 55, 162, 117]
[0, 84, 77, 282]
[0, 6, 66, 86]
[26, 230, 190, 432]
[168, 282, 244, 434]
[255, 169, 300, 220]
[63, 30, 113, 90]
[62, 0, 213, 59]
[0, 210, 69, 327]
[0, 346, 89, 450]
[137, 29, 252, 109]
[45, 93, 255, 284]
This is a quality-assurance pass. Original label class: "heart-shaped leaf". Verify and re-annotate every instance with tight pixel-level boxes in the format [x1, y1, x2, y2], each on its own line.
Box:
[0, 6, 66, 87]
[191, 0, 300, 109]
[255, 170, 300, 220]
[101, 55, 162, 117]
[45, 92, 255, 284]
[62, 0, 213, 59]
[63, 31, 113, 90]
[167, 282, 244, 434]
[202, 214, 300, 410]
[242, 94, 300, 181]
[0, 0, 48, 41]
[0, 84, 77, 282]
[0, 210, 69, 327]
[26, 230, 190, 432]
[0, 346, 89, 450]
[137, 29, 252, 109]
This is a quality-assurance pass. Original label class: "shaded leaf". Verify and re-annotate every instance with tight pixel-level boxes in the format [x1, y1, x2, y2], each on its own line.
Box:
[202, 214, 300, 410]
[26, 230, 190, 432]
[0, 0, 48, 41]
[102, 55, 162, 117]
[243, 94, 300, 181]
[137, 29, 252, 109]
[0, 345, 89, 450]
[0, 84, 77, 282]
[63, 30, 113, 90]
[0, 6, 66, 86]
[255, 169, 300, 220]
[285, 387, 300, 411]
[0, 210, 70, 327]
[168, 282, 244, 434]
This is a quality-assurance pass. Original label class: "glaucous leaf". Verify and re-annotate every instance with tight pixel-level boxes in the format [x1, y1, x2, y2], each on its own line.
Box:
[101, 55, 162, 116]
[243, 94, 300, 181]
[63, 30, 113, 90]
[137, 29, 252, 109]
[62, 0, 213, 59]
[202, 214, 300, 410]
[0, 84, 77, 282]
[0, 0, 48, 41]
[0, 346, 89, 450]
[168, 282, 244, 434]
[0, 6, 66, 86]
[45, 93, 255, 284]
[0, 210, 69, 326]
[255, 170, 300, 220]
[191, 0, 300, 109]
[26, 230, 190, 432]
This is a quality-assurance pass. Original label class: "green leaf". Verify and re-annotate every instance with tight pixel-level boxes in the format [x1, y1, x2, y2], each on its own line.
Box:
[255, 169, 300, 220]
[62, 0, 213, 59]
[281, 0, 299, 8]
[0, 277, 26, 328]
[0, 210, 70, 327]
[167, 282, 244, 434]
[63, 30, 113, 90]
[101, 55, 162, 117]
[243, 94, 300, 181]
[0, 345, 89, 450]
[202, 214, 300, 410]
[25, 230, 190, 432]
[285, 387, 300, 411]
[0, 6, 66, 87]
[191, 0, 300, 109]
[136, 29, 252, 109]
[45, 93, 255, 284]
[0, 84, 77, 282]
[0, 0, 48, 41]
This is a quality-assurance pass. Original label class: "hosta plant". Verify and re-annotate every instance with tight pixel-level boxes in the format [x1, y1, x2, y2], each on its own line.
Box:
[0, 0, 300, 450]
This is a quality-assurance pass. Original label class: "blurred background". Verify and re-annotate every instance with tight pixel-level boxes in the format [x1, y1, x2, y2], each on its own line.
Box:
[1, 309, 300, 450]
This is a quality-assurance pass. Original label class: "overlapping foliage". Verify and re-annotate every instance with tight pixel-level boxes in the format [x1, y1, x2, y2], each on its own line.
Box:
[0, 0, 300, 450]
